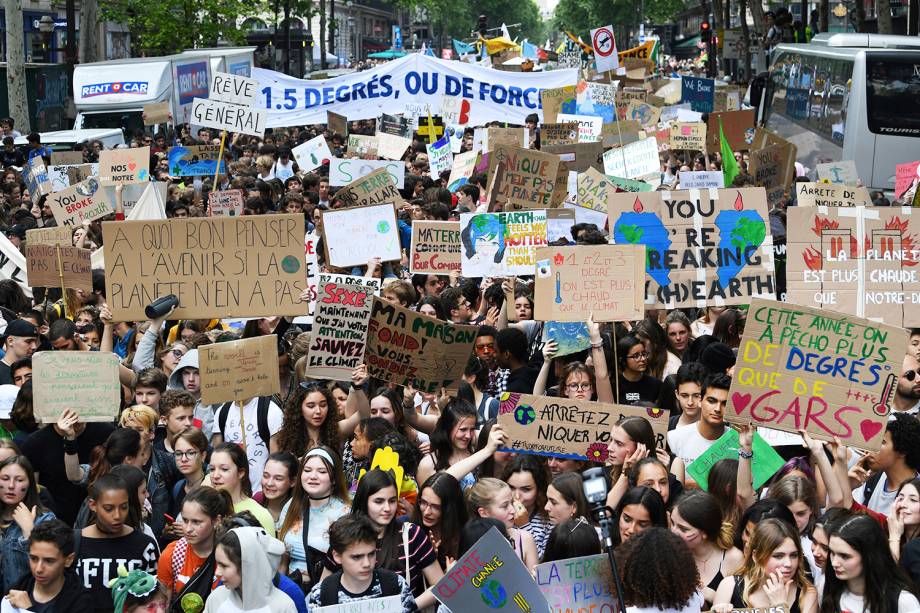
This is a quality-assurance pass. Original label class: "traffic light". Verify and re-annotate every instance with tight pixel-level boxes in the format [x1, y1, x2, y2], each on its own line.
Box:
[478, 14, 488, 36]
[699, 21, 712, 46]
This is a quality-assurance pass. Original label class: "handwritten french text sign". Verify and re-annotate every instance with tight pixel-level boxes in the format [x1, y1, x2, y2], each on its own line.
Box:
[51, 151, 84, 165]
[785, 206, 920, 327]
[726, 298, 907, 451]
[498, 393, 668, 461]
[686, 428, 784, 490]
[795, 182, 872, 207]
[533, 245, 645, 322]
[331, 167, 405, 209]
[208, 190, 245, 216]
[25, 245, 91, 290]
[199, 335, 281, 405]
[536, 554, 617, 613]
[328, 158, 405, 189]
[488, 145, 560, 209]
[26, 226, 72, 247]
[576, 167, 611, 212]
[669, 122, 707, 151]
[321, 203, 401, 267]
[305, 274, 381, 381]
[311, 596, 402, 613]
[103, 215, 305, 321]
[366, 298, 477, 393]
[191, 97, 266, 137]
[601, 137, 659, 179]
[209, 71, 259, 106]
[33, 352, 120, 423]
[99, 146, 150, 185]
[167, 145, 225, 177]
[608, 187, 776, 308]
[410, 221, 461, 275]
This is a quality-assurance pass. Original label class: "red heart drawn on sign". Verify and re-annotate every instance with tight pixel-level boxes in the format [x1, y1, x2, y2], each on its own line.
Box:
[731, 392, 751, 415]
[128, 162, 137, 171]
[860, 419, 883, 442]
[459, 100, 470, 125]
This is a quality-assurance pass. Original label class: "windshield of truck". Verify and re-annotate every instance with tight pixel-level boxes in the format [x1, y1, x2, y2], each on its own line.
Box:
[865, 55, 920, 137]
[81, 111, 143, 137]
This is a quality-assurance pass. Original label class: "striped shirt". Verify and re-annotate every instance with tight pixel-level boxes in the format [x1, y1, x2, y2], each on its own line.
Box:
[522, 514, 554, 559]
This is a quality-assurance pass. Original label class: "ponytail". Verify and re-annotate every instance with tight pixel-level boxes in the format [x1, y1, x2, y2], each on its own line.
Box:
[87, 428, 141, 492]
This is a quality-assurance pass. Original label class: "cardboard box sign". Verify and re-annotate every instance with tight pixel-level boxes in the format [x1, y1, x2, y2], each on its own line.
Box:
[47, 178, 114, 227]
[25, 245, 92, 291]
[498, 393, 668, 461]
[33, 352, 120, 423]
[541, 142, 604, 174]
[749, 143, 794, 207]
[26, 226, 73, 247]
[487, 145, 559, 210]
[533, 245, 645, 322]
[50, 151, 84, 165]
[365, 298, 477, 393]
[409, 220, 461, 275]
[99, 146, 150, 187]
[103, 214, 306, 321]
[321, 203, 402, 268]
[199, 335, 281, 405]
[726, 298, 907, 451]
[541, 122, 580, 146]
[785, 206, 920, 327]
[608, 187, 776, 309]
[540, 85, 577, 123]
[143, 101, 171, 125]
[327, 110, 348, 136]
[669, 122, 707, 151]
[706, 109, 756, 154]
[305, 274, 381, 381]
[331, 167, 405, 210]
[795, 182, 872, 208]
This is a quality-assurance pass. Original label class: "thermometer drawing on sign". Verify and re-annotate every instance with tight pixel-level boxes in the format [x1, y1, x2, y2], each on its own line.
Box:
[872, 373, 897, 417]
[555, 272, 562, 304]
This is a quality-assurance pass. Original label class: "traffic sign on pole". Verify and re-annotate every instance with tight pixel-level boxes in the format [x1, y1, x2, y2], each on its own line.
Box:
[590, 25, 619, 72]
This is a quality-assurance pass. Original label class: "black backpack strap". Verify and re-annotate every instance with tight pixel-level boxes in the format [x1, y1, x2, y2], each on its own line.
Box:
[73, 528, 82, 561]
[319, 571, 344, 606]
[863, 471, 883, 506]
[257, 396, 272, 446]
[377, 568, 402, 597]
[217, 402, 232, 437]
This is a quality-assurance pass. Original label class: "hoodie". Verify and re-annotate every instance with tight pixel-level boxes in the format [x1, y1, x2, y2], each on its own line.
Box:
[12, 570, 94, 613]
[167, 349, 220, 438]
[203, 527, 296, 613]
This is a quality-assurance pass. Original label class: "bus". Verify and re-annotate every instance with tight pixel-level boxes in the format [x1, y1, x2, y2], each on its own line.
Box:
[764, 33, 920, 193]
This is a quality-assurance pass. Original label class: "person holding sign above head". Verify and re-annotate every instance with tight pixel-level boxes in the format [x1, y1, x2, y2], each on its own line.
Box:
[534, 315, 615, 403]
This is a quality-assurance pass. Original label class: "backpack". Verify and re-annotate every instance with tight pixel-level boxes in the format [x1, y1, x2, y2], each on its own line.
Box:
[862, 471, 884, 506]
[318, 569, 402, 606]
[216, 396, 275, 446]
[168, 538, 217, 613]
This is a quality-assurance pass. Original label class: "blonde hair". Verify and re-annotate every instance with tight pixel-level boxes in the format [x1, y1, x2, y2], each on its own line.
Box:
[119, 404, 159, 433]
[466, 477, 510, 517]
[735, 518, 811, 607]
[256, 154, 274, 170]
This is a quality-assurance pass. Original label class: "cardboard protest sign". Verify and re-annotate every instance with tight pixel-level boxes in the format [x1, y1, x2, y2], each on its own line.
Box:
[540, 85, 577, 123]
[541, 123, 579, 147]
[895, 161, 920, 201]
[608, 187, 776, 308]
[292, 135, 332, 173]
[410, 221, 461, 274]
[795, 182, 872, 207]
[366, 298, 477, 393]
[556, 113, 602, 143]
[669, 122, 707, 151]
[376, 132, 412, 161]
[488, 146, 559, 210]
[706, 109, 756, 154]
[47, 163, 98, 192]
[33, 352, 120, 423]
[447, 150, 478, 191]
[143, 102, 171, 125]
[378, 113, 411, 138]
[51, 151, 84, 165]
[25, 245, 91, 290]
[331, 167, 405, 209]
[191, 97, 266, 137]
[322, 203, 401, 267]
[749, 143, 794, 207]
[486, 127, 528, 151]
[786, 206, 920, 327]
[625, 101, 661, 128]
[607, 175, 654, 192]
[817, 161, 860, 186]
[312, 596, 402, 613]
[533, 245, 645, 322]
[199, 335, 281, 405]
[459, 210, 548, 277]
[47, 178, 113, 227]
[687, 428, 784, 490]
[498, 393, 668, 460]
[24, 158, 52, 205]
[26, 226, 72, 247]
[209, 71, 259, 106]
[346, 134, 378, 158]
[208, 190, 244, 216]
[681, 76, 715, 113]
[327, 111, 348, 136]
[427, 136, 452, 179]
[601, 137, 659, 179]
[543, 321, 591, 357]
[542, 142, 604, 174]
[615, 88, 648, 118]
[536, 555, 617, 613]
[168, 145, 225, 177]
[434, 527, 548, 613]
[576, 168, 611, 212]
[99, 147, 150, 186]
[329, 158, 404, 189]
[727, 298, 907, 451]
[103, 215, 306, 321]
[714, 87, 743, 111]
[305, 274, 381, 381]
[680, 171, 725, 189]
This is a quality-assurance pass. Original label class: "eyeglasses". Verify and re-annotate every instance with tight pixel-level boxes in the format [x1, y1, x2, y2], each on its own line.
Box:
[566, 383, 592, 391]
[170, 349, 185, 359]
[174, 450, 200, 460]
[475, 343, 496, 354]
[905, 369, 920, 381]
[627, 351, 650, 361]
[419, 499, 442, 512]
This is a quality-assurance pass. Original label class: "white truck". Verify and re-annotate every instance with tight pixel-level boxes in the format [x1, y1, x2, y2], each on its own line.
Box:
[71, 47, 255, 136]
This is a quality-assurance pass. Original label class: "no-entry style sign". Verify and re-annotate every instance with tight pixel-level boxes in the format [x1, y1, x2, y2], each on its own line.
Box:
[591, 26, 619, 72]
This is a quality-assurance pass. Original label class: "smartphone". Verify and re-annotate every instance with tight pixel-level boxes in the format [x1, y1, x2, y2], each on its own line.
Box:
[163, 513, 175, 524]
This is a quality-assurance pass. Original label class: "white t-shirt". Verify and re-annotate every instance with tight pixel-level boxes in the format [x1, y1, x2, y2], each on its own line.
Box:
[668, 423, 722, 466]
[627, 591, 704, 613]
[838, 589, 920, 613]
[220, 397, 284, 494]
[851, 472, 920, 516]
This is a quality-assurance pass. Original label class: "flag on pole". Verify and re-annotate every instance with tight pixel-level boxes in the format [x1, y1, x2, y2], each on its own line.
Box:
[522, 40, 538, 59]
[720, 118, 740, 187]
[453, 39, 476, 56]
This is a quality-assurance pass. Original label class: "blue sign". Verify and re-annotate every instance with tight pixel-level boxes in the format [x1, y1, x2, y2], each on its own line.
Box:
[167, 146, 226, 177]
[392, 25, 402, 49]
[229, 61, 251, 77]
[681, 76, 715, 113]
[175, 61, 209, 105]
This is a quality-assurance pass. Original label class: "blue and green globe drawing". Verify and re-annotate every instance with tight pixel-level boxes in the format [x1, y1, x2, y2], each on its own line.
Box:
[480, 580, 508, 608]
[514, 404, 535, 426]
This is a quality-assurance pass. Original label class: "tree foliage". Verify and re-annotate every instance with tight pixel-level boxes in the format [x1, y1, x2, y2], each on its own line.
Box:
[391, 0, 543, 46]
[554, 0, 685, 42]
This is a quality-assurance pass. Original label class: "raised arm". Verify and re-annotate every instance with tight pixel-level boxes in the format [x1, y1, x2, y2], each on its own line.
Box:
[736, 424, 756, 511]
[339, 365, 372, 436]
[401, 385, 438, 435]
[532, 341, 558, 396]
[587, 315, 614, 403]
[444, 425, 507, 482]
[802, 431, 844, 509]
[58, 409, 87, 484]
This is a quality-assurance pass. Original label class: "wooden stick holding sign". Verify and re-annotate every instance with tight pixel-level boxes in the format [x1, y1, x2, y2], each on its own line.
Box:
[213, 131, 227, 192]
[56, 245, 67, 319]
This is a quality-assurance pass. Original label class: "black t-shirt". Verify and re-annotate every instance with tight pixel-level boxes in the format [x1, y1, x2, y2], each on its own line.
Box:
[28, 589, 60, 613]
[505, 366, 540, 394]
[617, 374, 662, 405]
[0, 361, 12, 385]
[22, 423, 115, 526]
[75, 530, 158, 613]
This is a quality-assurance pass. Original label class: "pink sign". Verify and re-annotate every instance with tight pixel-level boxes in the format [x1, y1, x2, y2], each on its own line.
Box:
[895, 161, 920, 201]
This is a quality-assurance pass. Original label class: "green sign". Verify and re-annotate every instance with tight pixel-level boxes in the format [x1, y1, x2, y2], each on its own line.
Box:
[687, 428, 784, 490]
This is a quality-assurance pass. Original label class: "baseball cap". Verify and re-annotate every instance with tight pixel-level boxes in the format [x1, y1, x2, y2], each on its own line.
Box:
[5, 225, 26, 241]
[3, 319, 38, 339]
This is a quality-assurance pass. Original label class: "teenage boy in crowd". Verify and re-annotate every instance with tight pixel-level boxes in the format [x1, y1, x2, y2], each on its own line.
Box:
[669, 373, 731, 474]
[668, 362, 708, 430]
[133, 368, 168, 412]
[0, 319, 39, 385]
[167, 349, 220, 440]
[852, 413, 920, 515]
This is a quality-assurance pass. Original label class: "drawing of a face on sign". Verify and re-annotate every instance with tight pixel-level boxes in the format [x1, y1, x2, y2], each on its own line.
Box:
[461, 214, 506, 264]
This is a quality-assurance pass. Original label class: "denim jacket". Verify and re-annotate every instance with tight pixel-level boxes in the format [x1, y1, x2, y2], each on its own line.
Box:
[0, 510, 55, 593]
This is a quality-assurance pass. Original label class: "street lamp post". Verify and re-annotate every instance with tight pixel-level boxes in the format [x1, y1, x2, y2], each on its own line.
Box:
[38, 15, 55, 62]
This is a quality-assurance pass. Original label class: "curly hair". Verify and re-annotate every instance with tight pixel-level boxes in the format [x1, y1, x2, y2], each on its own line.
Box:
[888, 413, 920, 471]
[617, 527, 699, 610]
[276, 384, 343, 455]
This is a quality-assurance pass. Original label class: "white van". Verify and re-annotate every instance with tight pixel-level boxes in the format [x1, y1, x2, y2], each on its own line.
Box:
[14, 128, 125, 151]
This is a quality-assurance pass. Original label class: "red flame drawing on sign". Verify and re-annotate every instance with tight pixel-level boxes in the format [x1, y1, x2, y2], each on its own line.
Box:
[733, 193, 744, 211]
[633, 197, 643, 213]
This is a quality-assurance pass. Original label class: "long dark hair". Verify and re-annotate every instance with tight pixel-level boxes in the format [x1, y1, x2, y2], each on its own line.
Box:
[88, 428, 142, 492]
[411, 472, 468, 564]
[212, 442, 253, 498]
[542, 518, 601, 563]
[821, 514, 917, 613]
[429, 398, 477, 471]
[278, 446, 350, 541]
[550, 472, 591, 520]
[370, 387, 415, 443]
[613, 486, 667, 546]
[109, 464, 146, 530]
[276, 384, 342, 455]
[502, 455, 550, 519]
[352, 468, 402, 571]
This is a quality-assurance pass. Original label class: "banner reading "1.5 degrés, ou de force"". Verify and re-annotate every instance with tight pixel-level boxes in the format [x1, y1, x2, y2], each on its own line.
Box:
[253, 55, 578, 127]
